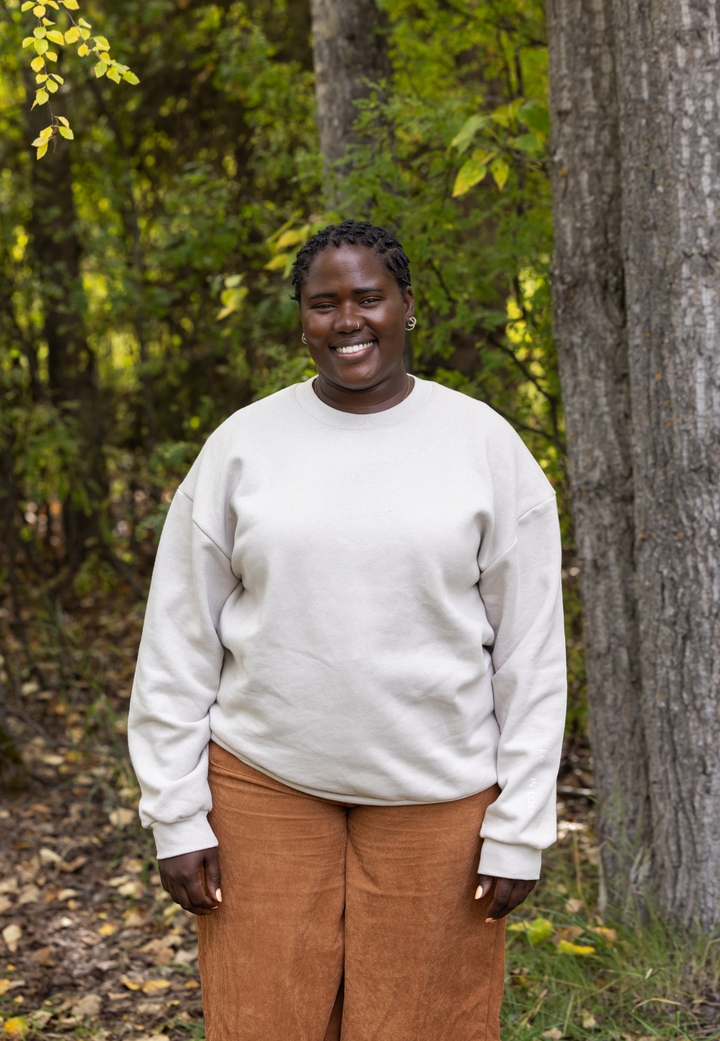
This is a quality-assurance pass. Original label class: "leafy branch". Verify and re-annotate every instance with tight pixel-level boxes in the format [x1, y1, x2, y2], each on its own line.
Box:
[21, 0, 139, 159]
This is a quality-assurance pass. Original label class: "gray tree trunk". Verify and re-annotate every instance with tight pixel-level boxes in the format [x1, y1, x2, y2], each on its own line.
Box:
[613, 0, 720, 928]
[547, 0, 650, 911]
[309, 0, 391, 172]
[549, 0, 720, 927]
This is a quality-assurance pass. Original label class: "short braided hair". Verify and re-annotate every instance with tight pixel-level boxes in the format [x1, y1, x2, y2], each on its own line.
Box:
[291, 220, 411, 303]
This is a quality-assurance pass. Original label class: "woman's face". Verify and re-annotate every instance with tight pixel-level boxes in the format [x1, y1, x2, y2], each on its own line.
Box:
[300, 245, 414, 395]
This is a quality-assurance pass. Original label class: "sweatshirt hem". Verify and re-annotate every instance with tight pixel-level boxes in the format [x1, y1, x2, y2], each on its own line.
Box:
[152, 813, 218, 861]
[478, 838, 542, 880]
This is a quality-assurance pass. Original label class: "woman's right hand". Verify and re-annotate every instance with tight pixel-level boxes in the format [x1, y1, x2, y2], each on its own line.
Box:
[158, 847, 222, 916]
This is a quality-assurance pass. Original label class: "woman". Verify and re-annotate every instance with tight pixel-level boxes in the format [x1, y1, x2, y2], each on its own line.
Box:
[129, 220, 566, 1041]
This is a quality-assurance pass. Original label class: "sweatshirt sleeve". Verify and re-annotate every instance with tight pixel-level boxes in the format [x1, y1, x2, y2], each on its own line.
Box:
[477, 495, 567, 879]
[128, 487, 241, 860]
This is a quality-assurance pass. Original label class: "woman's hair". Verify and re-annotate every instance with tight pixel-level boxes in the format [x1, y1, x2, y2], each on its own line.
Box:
[291, 219, 411, 303]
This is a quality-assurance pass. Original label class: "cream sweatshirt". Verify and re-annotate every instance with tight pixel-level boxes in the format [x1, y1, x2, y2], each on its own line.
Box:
[129, 377, 566, 879]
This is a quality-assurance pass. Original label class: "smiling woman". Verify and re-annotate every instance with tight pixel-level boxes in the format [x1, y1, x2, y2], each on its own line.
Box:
[128, 219, 567, 1041]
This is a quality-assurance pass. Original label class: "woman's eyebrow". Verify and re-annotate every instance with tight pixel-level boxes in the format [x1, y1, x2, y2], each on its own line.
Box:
[308, 286, 383, 300]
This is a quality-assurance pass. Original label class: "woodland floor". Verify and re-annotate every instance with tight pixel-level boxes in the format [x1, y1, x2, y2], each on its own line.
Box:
[0, 579, 718, 1041]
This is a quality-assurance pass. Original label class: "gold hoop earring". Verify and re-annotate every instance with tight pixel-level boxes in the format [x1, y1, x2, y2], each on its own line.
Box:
[405, 317, 417, 331]
[301, 333, 307, 345]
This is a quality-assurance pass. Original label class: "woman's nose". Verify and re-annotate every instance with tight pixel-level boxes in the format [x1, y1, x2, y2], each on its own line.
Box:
[334, 307, 364, 331]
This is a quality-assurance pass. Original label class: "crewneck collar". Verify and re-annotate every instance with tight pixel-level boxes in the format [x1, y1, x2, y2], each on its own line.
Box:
[293, 375, 435, 430]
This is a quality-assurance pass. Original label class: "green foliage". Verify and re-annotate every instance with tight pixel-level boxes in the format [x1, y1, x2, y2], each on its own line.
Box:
[0, 0, 584, 725]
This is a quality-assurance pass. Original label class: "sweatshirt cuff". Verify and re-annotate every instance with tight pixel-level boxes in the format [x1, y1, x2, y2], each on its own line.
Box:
[152, 811, 218, 861]
[478, 838, 541, 880]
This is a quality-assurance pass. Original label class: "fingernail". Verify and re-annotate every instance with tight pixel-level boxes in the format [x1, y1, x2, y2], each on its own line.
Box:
[475, 884, 484, 900]
[485, 917, 495, 923]
[216, 888, 222, 903]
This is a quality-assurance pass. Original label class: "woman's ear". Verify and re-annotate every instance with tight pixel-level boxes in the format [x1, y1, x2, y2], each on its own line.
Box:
[403, 286, 415, 319]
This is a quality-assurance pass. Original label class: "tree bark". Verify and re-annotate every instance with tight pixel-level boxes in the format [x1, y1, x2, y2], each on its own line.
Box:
[613, 0, 720, 928]
[309, 0, 391, 172]
[29, 133, 107, 571]
[549, 0, 720, 927]
[547, 0, 650, 911]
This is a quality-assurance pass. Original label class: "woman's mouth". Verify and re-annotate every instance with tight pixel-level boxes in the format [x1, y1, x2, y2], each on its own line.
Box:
[332, 340, 376, 356]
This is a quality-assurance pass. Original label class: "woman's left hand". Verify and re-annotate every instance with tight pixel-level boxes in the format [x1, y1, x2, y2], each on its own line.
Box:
[475, 874, 537, 922]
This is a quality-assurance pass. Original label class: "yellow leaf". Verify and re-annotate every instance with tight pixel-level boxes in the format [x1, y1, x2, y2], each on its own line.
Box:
[57, 115, 69, 126]
[33, 26, 47, 38]
[276, 228, 307, 250]
[119, 976, 141, 991]
[78, 16, 91, 27]
[35, 89, 49, 105]
[98, 922, 116, 936]
[45, 1, 60, 7]
[58, 126, 74, 140]
[591, 926, 617, 944]
[107, 66, 121, 84]
[558, 939, 595, 955]
[64, 26, 79, 43]
[21, 2, 35, 10]
[46, 30, 64, 44]
[123, 71, 140, 85]
[93, 35, 110, 50]
[142, 979, 171, 995]
[77, 43, 90, 56]
[80, 27, 91, 39]
[37, 142, 49, 159]
[3, 1018, 29, 1040]
[62, 0, 80, 7]
[52, 73, 63, 83]
[490, 97, 524, 127]
[45, 50, 58, 61]
[46, 78, 58, 92]
[491, 157, 510, 191]
[22, 37, 36, 47]
[95, 60, 108, 78]
[452, 159, 487, 197]
[264, 253, 291, 271]
[34, 38, 48, 54]
[35, 74, 48, 83]
[31, 134, 49, 145]
[30, 56, 45, 71]
[33, 5, 46, 16]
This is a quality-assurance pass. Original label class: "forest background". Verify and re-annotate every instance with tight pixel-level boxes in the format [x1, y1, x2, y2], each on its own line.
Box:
[0, 0, 718, 1039]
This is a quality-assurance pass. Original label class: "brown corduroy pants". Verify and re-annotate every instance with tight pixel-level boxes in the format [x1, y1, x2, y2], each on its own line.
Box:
[197, 742, 506, 1041]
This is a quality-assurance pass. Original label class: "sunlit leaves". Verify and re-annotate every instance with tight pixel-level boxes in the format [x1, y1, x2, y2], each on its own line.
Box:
[60, 0, 80, 7]
[77, 43, 89, 56]
[46, 30, 65, 45]
[452, 156, 487, 197]
[491, 157, 510, 191]
[64, 26, 79, 43]
[59, 125, 74, 139]
[217, 275, 248, 320]
[123, 71, 139, 85]
[95, 60, 108, 78]
[30, 56, 45, 71]
[32, 88, 49, 108]
[450, 115, 486, 156]
[93, 35, 110, 51]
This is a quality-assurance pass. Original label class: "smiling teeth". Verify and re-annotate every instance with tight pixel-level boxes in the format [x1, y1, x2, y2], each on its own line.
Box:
[335, 341, 374, 354]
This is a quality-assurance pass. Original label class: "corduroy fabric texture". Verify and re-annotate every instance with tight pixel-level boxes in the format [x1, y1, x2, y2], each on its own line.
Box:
[197, 742, 506, 1041]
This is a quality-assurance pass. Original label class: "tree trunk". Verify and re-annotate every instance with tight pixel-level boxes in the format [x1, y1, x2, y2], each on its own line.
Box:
[309, 0, 391, 173]
[613, 0, 720, 929]
[29, 132, 107, 571]
[549, 0, 720, 927]
[547, 0, 650, 911]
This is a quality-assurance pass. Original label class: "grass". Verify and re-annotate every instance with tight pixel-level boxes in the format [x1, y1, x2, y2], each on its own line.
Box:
[501, 837, 720, 1040]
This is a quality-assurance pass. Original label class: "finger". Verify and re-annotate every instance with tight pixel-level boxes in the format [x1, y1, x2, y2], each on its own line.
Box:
[184, 870, 219, 913]
[475, 874, 493, 900]
[204, 848, 222, 903]
[486, 877, 514, 921]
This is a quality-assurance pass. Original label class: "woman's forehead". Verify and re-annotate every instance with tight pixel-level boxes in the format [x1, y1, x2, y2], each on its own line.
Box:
[304, 244, 393, 288]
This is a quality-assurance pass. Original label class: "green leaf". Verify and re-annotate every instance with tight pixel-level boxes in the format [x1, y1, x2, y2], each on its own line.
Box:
[34, 38, 48, 54]
[78, 15, 92, 26]
[64, 26, 79, 43]
[94, 61, 108, 78]
[450, 115, 487, 156]
[491, 157, 510, 190]
[23, 36, 36, 47]
[59, 126, 74, 139]
[507, 917, 554, 944]
[513, 134, 543, 154]
[225, 274, 243, 288]
[80, 27, 91, 39]
[46, 30, 64, 44]
[35, 88, 49, 105]
[264, 253, 291, 271]
[45, 78, 58, 92]
[122, 71, 140, 85]
[452, 158, 487, 197]
[21, 2, 35, 10]
[107, 66, 121, 84]
[61, 0, 80, 8]
[33, 26, 47, 38]
[30, 55, 45, 71]
[44, 50, 57, 61]
[490, 98, 524, 127]
[518, 100, 550, 137]
[93, 36, 110, 50]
